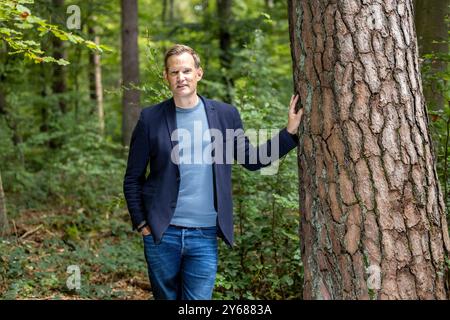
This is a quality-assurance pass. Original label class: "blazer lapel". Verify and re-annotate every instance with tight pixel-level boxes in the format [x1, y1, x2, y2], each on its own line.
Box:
[164, 97, 177, 149]
[200, 95, 219, 133]
[164, 97, 181, 169]
[199, 96, 220, 210]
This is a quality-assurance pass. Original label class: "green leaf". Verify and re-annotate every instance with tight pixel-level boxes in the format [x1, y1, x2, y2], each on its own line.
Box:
[281, 275, 294, 286]
[99, 44, 113, 52]
[52, 29, 68, 41]
[85, 40, 98, 50]
[26, 15, 45, 24]
[0, 27, 20, 35]
[66, 33, 84, 43]
[22, 40, 39, 47]
[15, 4, 31, 15]
[14, 22, 33, 29]
[56, 58, 70, 66]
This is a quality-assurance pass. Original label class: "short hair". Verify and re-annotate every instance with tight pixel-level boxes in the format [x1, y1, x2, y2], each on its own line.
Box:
[164, 44, 201, 70]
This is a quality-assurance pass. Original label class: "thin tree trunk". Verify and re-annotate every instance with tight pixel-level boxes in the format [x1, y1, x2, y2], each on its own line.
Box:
[0, 85, 6, 114]
[52, 39, 67, 114]
[121, 0, 141, 146]
[85, 2, 95, 116]
[217, 0, 234, 103]
[40, 62, 60, 149]
[0, 85, 22, 147]
[94, 36, 105, 135]
[39, 63, 49, 135]
[0, 85, 24, 165]
[73, 45, 81, 121]
[169, 0, 174, 22]
[202, 0, 211, 70]
[162, 0, 167, 24]
[88, 26, 97, 113]
[52, 0, 67, 114]
[413, 0, 449, 111]
[0, 38, 23, 165]
[288, 0, 450, 299]
[0, 169, 9, 237]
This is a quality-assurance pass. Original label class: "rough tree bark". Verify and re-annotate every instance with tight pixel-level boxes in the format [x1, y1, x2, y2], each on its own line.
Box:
[121, 0, 141, 146]
[288, 0, 450, 299]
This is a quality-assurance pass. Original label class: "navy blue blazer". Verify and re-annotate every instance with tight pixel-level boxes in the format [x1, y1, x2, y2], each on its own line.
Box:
[123, 95, 299, 247]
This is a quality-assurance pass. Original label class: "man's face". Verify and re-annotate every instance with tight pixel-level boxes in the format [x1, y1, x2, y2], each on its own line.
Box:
[164, 52, 203, 99]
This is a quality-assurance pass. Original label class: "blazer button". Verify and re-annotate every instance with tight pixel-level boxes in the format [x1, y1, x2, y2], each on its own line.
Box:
[176, 177, 180, 182]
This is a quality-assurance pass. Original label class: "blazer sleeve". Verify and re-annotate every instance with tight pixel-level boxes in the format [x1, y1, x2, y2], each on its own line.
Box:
[123, 111, 150, 230]
[232, 106, 298, 171]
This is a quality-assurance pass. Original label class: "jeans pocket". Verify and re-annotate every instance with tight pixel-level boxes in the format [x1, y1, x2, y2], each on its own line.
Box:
[198, 227, 217, 239]
[142, 233, 154, 244]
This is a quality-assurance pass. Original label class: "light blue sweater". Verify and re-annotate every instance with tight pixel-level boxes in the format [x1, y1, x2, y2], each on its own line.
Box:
[170, 99, 217, 227]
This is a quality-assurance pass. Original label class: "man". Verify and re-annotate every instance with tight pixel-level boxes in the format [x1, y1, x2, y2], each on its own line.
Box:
[123, 44, 303, 300]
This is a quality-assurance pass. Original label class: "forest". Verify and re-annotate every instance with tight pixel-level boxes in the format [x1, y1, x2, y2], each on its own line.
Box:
[0, 0, 449, 300]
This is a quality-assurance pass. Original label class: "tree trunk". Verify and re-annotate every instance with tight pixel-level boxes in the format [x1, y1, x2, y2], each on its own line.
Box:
[217, 0, 234, 103]
[121, 0, 141, 146]
[202, 0, 212, 70]
[288, 0, 450, 300]
[88, 25, 104, 133]
[0, 169, 9, 237]
[265, 0, 274, 9]
[162, 0, 167, 24]
[0, 85, 22, 148]
[52, 0, 67, 114]
[169, 0, 174, 22]
[39, 63, 49, 135]
[0, 51, 23, 152]
[413, 0, 449, 110]
[94, 35, 105, 135]
[88, 26, 97, 112]
[73, 45, 82, 120]
[0, 84, 24, 166]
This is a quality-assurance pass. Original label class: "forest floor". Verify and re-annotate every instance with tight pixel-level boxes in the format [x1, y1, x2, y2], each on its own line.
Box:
[0, 207, 152, 300]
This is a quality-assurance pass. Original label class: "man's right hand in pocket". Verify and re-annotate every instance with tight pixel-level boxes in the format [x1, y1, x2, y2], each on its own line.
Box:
[141, 225, 152, 236]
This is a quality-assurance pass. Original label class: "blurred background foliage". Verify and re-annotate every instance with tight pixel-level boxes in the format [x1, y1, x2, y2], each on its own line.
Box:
[0, 0, 448, 299]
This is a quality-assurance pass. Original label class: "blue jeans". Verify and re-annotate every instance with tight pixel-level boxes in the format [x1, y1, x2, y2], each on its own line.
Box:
[143, 225, 218, 300]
